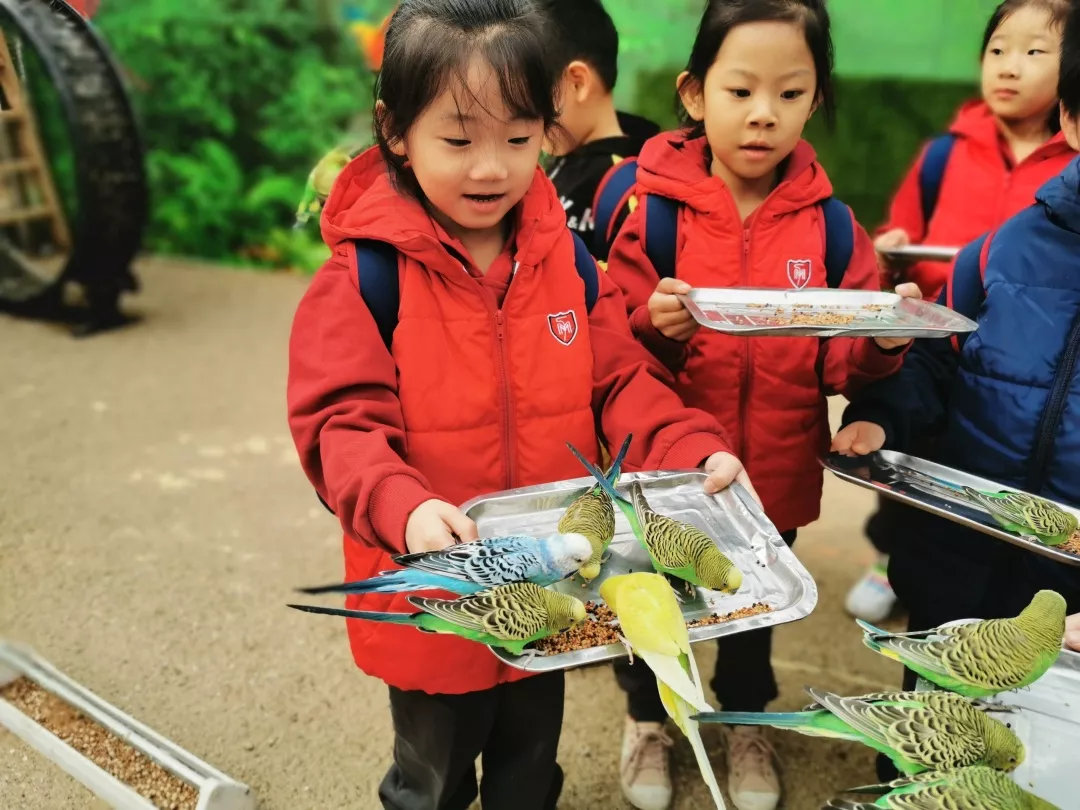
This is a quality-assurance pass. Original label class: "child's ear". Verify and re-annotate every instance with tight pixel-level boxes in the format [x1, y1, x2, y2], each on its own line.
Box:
[677, 72, 705, 121]
[375, 100, 407, 156]
[566, 61, 593, 103]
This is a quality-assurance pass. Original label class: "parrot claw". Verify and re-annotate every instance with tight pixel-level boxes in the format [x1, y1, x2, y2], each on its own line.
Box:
[600, 550, 612, 564]
[616, 633, 635, 664]
[518, 648, 541, 669]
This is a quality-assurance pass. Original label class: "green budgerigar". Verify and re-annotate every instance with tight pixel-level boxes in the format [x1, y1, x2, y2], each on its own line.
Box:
[567, 445, 743, 595]
[601, 573, 726, 810]
[288, 581, 586, 655]
[293, 146, 358, 228]
[857, 590, 1067, 697]
[560, 434, 633, 583]
[876, 460, 1078, 546]
[693, 689, 1024, 776]
[823, 766, 1061, 810]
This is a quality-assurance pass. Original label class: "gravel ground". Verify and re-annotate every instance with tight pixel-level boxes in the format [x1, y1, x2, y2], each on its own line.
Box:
[0, 258, 904, 809]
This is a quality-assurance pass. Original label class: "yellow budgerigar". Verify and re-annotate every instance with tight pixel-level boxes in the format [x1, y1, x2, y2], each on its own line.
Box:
[600, 572, 726, 810]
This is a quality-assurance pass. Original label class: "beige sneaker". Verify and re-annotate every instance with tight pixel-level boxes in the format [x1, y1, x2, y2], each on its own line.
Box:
[724, 726, 780, 810]
[620, 717, 673, 810]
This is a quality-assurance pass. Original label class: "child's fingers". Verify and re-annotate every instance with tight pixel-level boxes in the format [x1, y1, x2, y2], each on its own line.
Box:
[655, 277, 692, 296]
[653, 307, 695, 328]
[441, 506, 479, 544]
[650, 293, 688, 313]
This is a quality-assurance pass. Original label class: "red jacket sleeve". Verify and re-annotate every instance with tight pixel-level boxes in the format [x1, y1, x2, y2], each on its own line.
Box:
[587, 264, 734, 470]
[287, 245, 438, 555]
[878, 142, 929, 242]
[605, 201, 691, 372]
[819, 211, 908, 397]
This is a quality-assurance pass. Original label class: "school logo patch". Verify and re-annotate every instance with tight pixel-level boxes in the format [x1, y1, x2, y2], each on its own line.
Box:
[787, 258, 813, 289]
[547, 311, 578, 346]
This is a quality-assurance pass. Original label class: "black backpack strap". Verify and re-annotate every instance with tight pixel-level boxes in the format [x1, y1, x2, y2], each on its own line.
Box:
[571, 232, 600, 312]
[919, 133, 957, 225]
[355, 239, 401, 349]
[819, 197, 854, 288]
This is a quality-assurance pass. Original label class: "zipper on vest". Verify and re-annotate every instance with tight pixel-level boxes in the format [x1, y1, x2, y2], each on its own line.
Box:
[494, 310, 515, 490]
[739, 227, 752, 459]
[1026, 306, 1080, 492]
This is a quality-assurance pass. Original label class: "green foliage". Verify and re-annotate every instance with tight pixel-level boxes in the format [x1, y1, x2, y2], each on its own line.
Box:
[91, 0, 373, 269]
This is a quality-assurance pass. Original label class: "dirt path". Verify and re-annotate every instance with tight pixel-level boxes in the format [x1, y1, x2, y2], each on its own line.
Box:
[0, 259, 904, 809]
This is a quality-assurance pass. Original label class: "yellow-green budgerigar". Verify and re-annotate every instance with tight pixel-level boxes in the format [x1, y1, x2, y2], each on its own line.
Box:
[874, 460, 1078, 546]
[288, 581, 585, 656]
[294, 146, 359, 228]
[599, 572, 726, 810]
[693, 689, 1023, 776]
[567, 446, 743, 595]
[857, 590, 1067, 697]
[822, 766, 1061, 810]
[559, 434, 632, 583]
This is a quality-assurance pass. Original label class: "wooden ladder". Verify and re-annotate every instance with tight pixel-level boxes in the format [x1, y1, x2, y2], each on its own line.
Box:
[0, 29, 70, 251]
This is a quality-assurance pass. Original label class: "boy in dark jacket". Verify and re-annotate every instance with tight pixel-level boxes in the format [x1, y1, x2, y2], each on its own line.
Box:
[834, 0, 1080, 689]
[539, 0, 659, 252]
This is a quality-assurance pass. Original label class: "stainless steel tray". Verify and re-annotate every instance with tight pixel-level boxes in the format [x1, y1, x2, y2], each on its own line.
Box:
[877, 244, 960, 262]
[458, 470, 818, 672]
[679, 288, 977, 338]
[915, 629, 1079, 807]
[822, 451, 1080, 567]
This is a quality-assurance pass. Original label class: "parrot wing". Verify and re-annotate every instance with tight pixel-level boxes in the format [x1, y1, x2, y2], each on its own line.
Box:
[408, 585, 550, 641]
[392, 536, 540, 585]
[639, 650, 712, 712]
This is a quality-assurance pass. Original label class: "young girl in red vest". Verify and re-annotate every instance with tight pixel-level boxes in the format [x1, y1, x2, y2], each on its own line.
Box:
[603, 2, 919, 808]
[286, 1, 750, 808]
[849, 0, 1076, 634]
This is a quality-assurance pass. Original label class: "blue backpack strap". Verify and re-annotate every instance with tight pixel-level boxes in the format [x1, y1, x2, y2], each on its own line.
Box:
[919, 134, 956, 225]
[355, 238, 401, 349]
[591, 157, 640, 261]
[948, 231, 991, 353]
[820, 197, 854, 288]
[571, 232, 600, 312]
[643, 194, 679, 279]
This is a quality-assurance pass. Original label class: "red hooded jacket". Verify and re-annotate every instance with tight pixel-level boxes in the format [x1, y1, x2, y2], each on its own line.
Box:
[882, 100, 1076, 298]
[606, 132, 905, 534]
[287, 148, 733, 694]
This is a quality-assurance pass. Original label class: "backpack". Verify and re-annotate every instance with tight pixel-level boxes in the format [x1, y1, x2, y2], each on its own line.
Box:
[918, 133, 956, 226]
[594, 157, 857, 287]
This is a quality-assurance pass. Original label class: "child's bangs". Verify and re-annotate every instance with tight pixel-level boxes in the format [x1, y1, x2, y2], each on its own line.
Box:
[439, 27, 559, 127]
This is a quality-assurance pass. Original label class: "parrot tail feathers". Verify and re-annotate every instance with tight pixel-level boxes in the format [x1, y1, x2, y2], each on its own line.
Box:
[640, 650, 712, 713]
[606, 433, 633, 484]
[286, 603, 415, 625]
[659, 683, 726, 810]
[691, 710, 815, 729]
[296, 571, 421, 595]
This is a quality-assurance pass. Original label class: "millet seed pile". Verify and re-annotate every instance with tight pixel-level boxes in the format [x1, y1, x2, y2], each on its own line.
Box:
[1, 677, 199, 810]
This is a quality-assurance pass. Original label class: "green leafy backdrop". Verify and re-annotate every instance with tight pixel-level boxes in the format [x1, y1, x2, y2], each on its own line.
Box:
[35, 0, 999, 271]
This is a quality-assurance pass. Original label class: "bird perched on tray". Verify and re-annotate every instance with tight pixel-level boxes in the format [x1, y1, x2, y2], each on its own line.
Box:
[821, 766, 1060, 810]
[559, 434, 632, 583]
[693, 689, 1024, 776]
[295, 532, 592, 596]
[856, 590, 1067, 697]
[872, 458, 1078, 546]
[600, 572, 726, 809]
[289, 581, 586, 656]
[567, 445, 743, 595]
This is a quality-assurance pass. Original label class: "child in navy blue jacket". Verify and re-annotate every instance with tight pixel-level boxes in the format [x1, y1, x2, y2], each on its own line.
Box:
[834, 0, 1080, 679]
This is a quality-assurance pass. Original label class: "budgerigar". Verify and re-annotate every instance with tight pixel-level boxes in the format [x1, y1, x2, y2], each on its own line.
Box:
[296, 532, 592, 596]
[873, 460, 1078, 546]
[822, 766, 1061, 810]
[600, 573, 726, 810]
[294, 146, 357, 228]
[288, 581, 585, 655]
[693, 689, 1024, 776]
[560, 434, 632, 582]
[857, 590, 1067, 697]
[568, 446, 743, 594]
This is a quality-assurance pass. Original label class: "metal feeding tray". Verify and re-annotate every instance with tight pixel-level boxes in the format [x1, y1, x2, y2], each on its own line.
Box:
[915, 632, 1080, 808]
[821, 451, 1080, 567]
[678, 287, 977, 338]
[876, 244, 961, 262]
[459, 470, 818, 672]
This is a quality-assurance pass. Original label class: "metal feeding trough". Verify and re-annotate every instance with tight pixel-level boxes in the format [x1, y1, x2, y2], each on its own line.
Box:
[0, 641, 256, 810]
